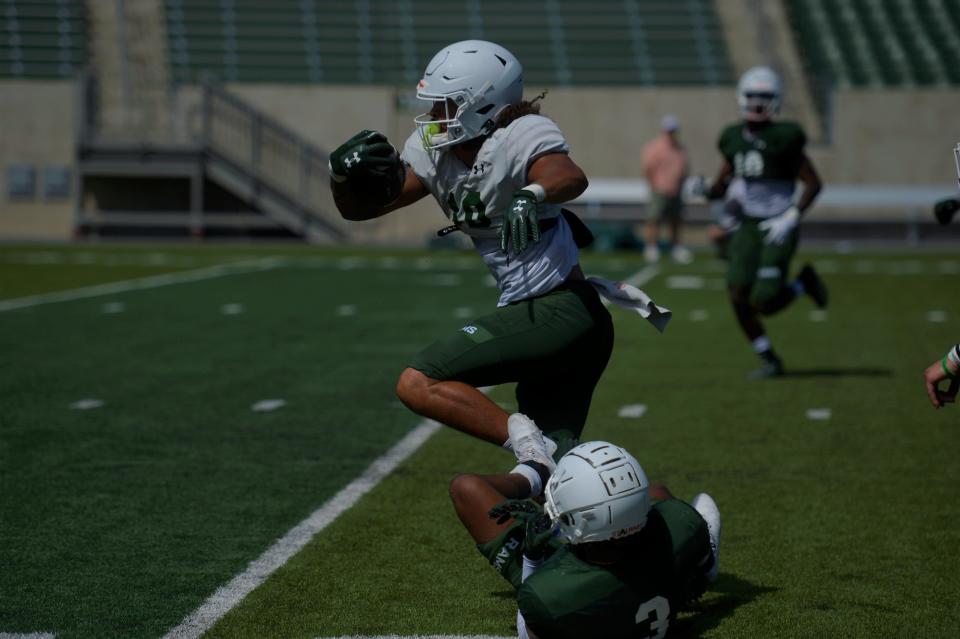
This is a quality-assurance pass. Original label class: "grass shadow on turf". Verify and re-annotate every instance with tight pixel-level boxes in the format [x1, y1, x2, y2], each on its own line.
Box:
[671, 572, 778, 638]
[779, 367, 893, 378]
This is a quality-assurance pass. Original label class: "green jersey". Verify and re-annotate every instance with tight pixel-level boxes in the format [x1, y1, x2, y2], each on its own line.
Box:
[516, 499, 710, 639]
[717, 121, 807, 218]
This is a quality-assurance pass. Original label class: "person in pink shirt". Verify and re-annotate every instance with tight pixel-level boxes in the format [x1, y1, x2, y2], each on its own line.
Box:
[641, 115, 692, 263]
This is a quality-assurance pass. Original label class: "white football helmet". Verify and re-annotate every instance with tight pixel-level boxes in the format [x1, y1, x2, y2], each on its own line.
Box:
[544, 441, 650, 544]
[414, 40, 523, 150]
[737, 66, 782, 122]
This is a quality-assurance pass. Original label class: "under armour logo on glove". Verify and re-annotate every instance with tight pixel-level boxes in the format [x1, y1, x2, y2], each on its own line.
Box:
[499, 189, 541, 254]
[328, 130, 400, 185]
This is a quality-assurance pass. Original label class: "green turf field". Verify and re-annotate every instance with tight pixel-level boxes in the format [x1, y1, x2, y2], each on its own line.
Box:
[1, 244, 958, 639]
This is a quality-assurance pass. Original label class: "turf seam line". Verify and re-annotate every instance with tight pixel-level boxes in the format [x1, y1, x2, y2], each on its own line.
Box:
[0, 258, 282, 312]
[160, 418, 442, 639]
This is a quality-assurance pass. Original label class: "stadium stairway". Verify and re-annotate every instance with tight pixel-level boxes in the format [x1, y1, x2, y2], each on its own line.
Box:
[76, 78, 345, 242]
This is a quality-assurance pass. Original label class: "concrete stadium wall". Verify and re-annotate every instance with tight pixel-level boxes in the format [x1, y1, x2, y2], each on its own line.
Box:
[3, 79, 957, 243]
[226, 83, 960, 186]
[0, 80, 77, 240]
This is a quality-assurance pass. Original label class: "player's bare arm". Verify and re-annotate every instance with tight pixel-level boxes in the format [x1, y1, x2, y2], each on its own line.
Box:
[527, 152, 589, 203]
[795, 154, 822, 213]
[706, 160, 734, 200]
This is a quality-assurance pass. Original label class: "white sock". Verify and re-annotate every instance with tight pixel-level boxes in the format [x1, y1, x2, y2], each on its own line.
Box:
[791, 279, 805, 296]
[751, 335, 772, 354]
[512, 463, 543, 498]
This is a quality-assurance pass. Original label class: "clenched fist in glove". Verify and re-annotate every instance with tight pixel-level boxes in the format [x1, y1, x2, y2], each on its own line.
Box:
[328, 130, 405, 207]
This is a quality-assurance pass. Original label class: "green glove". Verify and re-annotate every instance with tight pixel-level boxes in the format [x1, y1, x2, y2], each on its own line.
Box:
[488, 499, 556, 560]
[499, 189, 541, 254]
[328, 130, 401, 184]
[934, 197, 959, 226]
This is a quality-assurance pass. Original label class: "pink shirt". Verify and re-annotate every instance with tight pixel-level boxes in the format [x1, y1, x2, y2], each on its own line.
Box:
[642, 134, 689, 197]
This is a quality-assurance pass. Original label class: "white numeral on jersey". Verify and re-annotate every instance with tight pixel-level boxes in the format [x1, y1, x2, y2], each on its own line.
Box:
[635, 595, 670, 639]
[734, 150, 765, 177]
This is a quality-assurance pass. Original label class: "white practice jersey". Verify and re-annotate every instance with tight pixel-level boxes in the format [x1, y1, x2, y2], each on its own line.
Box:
[727, 176, 795, 219]
[402, 114, 579, 306]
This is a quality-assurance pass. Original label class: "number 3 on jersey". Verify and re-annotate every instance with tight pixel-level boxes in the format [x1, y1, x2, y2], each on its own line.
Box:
[446, 191, 491, 229]
[635, 595, 670, 639]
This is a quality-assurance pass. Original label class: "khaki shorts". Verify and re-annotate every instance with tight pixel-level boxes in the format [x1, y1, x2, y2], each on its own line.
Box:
[647, 192, 684, 222]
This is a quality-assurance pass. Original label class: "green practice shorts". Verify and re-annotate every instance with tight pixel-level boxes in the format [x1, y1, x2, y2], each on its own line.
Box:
[647, 192, 684, 222]
[726, 216, 798, 305]
[409, 279, 614, 440]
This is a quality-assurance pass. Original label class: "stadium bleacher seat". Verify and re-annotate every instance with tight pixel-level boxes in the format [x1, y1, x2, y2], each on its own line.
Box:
[0, 0, 86, 78]
[164, 0, 733, 86]
[786, 0, 960, 88]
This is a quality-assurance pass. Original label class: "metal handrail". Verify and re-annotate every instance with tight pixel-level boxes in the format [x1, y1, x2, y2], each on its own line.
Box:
[198, 80, 343, 240]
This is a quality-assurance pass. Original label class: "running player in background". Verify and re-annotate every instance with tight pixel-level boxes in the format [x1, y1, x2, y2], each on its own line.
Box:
[703, 66, 827, 379]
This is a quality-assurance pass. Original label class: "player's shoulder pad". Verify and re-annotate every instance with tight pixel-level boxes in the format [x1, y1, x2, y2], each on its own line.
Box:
[499, 114, 569, 150]
[717, 122, 742, 149]
[772, 120, 807, 147]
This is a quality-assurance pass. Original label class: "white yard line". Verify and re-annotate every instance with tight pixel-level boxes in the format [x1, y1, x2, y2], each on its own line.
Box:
[0, 258, 281, 313]
[161, 419, 442, 639]
[163, 263, 661, 639]
[0, 634, 56, 639]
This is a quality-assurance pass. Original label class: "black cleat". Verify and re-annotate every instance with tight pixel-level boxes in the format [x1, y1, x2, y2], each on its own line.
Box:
[747, 354, 784, 380]
[798, 264, 828, 309]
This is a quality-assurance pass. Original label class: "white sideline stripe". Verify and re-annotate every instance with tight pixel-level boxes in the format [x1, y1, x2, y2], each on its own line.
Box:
[0, 258, 281, 313]
[0, 634, 56, 639]
[164, 264, 659, 639]
[161, 419, 442, 639]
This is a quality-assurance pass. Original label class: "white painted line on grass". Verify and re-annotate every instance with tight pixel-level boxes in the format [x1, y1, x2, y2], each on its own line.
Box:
[482, 275, 498, 288]
[665, 275, 704, 290]
[852, 260, 875, 274]
[336, 304, 357, 317]
[927, 310, 948, 323]
[101, 301, 125, 314]
[0, 633, 57, 639]
[938, 260, 960, 274]
[453, 307, 474, 319]
[161, 419, 443, 639]
[618, 404, 648, 419]
[337, 257, 366, 270]
[221, 303, 245, 316]
[414, 257, 434, 270]
[809, 310, 828, 322]
[689, 309, 709, 321]
[251, 399, 286, 413]
[0, 258, 281, 313]
[806, 408, 832, 421]
[377, 257, 400, 269]
[69, 399, 104, 410]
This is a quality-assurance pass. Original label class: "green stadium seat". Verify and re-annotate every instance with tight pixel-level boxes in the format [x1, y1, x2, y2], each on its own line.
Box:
[0, 0, 87, 78]
[786, 0, 960, 89]
[163, 0, 733, 86]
